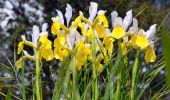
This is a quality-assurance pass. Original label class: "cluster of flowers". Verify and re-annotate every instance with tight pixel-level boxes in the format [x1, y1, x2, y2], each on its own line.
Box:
[17, 2, 156, 72]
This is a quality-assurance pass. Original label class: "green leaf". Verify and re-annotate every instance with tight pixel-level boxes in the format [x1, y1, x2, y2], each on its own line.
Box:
[5, 87, 12, 100]
[0, 63, 13, 74]
[162, 26, 170, 88]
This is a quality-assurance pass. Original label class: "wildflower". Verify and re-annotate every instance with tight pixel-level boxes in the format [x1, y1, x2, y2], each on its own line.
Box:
[17, 23, 54, 62]
[53, 37, 70, 61]
[75, 42, 92, 70]
[135, 24, 157, 62]
[135, 24, 156, 49]
[111, 10, 132, 39]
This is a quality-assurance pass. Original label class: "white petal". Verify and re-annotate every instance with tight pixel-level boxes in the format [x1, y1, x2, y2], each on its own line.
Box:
[56, 10, 64, 24]
[51, 16, 60, 22]
[42, 23, 48, 32]
[115, 17, 123, 27]
[67, 29, 75, 49]
[21, 35, 27, 41]
[76, 31, 81, 41]
[111, 11, 118, 28]
[123, 37, 128, 42]
[123, 10, 132, 30]
[128, 18, 138, 34]
[32, 25, 40, 45]
[97, 10, 106, 15]
[40, 32, 48, 37]
[146, 24, 157, 39]
[106, 28, 111, 36]
[132, 18, 138, 28]
[65, 4, 72, 27]
[150, 40, 155, 48]
[89, 2, 98, 22]
[23, 50, 30, 56]
[138, 29, 145, 36]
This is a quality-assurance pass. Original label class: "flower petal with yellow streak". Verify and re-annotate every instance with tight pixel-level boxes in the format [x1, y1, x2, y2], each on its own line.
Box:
[54, 47, 69, 61]
[111, 26, 125, 39]
[145, 46, 156, 63]
[135, 36, 149, 49]
[17, 41, 24, 54]
[51, 22, 61, 35]
[95, 24, 106, 38]
[54, 37, 66, 47]
[98, 15, 108, 27]
[41, 49, 54, 61]
[39, 37, 52, 49]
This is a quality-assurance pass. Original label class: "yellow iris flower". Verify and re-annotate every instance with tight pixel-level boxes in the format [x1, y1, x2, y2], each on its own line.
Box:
[38, 36, 54, 61]
[75, 43, 92, 70]
[53, 37, 70, 61]
[17, 35, 54, 61]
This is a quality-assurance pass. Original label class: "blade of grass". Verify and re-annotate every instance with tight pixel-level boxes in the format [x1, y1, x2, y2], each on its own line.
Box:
[21, 56, 26, 100]
[5, 87, 12, 100]
[162, 25, 170, 89]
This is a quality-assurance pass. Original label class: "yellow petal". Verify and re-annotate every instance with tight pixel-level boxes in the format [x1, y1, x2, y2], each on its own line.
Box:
[98, 15, 108, 27]
[145, 46, 156, 63]
[51, 22, 60, 35]
[54, 37, 66, 47]
[135, 36, 149, 49]
[54, 47, 69, 61]
[75, 16, 82, 23]
[87, 48, 92, 61]
[86, 28, 93, 41]
[17, 41, 24, 54]
[95, 24, 106, 38]
[39, 37, 52, 49]
[95, 54, 104, 72]
[76, 57, 86, 70]
[75, 43, 88, 70]
[121, 42, 127, 56]
[111, 26, 125, 39]
[103, 37, 114, 50]
[129, 34, 137, 46]
[78, 22, 85, 35]
[41, 49, 54, 61]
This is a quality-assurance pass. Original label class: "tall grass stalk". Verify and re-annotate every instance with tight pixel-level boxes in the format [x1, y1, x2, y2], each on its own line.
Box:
[131, 50, 140, 100]
[21, 56, 26, 100]
[115, 40, 123, 100]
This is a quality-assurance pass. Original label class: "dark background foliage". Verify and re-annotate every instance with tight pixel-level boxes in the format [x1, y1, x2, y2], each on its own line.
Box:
[0, 0, 170, 99]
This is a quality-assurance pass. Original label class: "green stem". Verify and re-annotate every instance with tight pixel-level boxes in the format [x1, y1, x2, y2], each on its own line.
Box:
[35, 51, 41, 100]
[131, 50, 140, 100]
[72, 57, 79, 100]
[91, 28, 98, 100]
[115, 73, 121, 100]
[115, 40, 122, 100]
[21, 56, 26, 100]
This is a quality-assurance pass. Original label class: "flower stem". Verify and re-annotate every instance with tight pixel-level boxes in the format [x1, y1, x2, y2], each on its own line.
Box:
[131, 50, 140, 100]
[115, 40, 122, 100]
[35, 51, 42, 100]
[91, 28, 98, 100]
